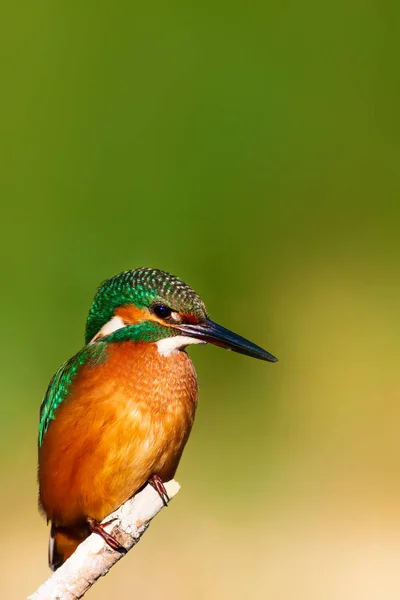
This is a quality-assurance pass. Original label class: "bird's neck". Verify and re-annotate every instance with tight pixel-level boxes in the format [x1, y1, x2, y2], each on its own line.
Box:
[101, 341, 199, 413]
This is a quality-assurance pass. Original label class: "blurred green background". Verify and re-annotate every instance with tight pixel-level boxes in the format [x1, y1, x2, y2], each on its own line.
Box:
[1, 1, 399, 598]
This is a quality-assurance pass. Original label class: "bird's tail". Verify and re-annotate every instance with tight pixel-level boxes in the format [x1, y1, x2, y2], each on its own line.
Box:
[49, 523, 88, 571]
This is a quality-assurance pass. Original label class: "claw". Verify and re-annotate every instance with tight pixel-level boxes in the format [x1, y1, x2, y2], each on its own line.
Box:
[148, 474, 170, 507]
[87, 517, 127, 554]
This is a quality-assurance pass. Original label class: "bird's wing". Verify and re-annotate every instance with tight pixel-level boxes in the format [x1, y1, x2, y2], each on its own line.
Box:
[38, 341, 108, 447]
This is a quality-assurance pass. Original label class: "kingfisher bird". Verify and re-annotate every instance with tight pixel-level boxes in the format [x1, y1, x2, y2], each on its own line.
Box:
[38, 268, 277, 570]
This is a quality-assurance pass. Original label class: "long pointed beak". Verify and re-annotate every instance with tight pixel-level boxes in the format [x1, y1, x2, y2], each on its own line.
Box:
[176, 319, 277, 363]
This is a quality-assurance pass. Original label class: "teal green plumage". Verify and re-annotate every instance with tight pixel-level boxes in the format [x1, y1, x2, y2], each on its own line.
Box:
[38, 267, 228, 450]
[38, 342, 108, 446]
[40, 268, 208, 448]
[85, 268, 206, 344]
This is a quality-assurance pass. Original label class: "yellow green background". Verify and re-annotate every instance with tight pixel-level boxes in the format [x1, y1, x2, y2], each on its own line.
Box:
[1, 2, 399, 598]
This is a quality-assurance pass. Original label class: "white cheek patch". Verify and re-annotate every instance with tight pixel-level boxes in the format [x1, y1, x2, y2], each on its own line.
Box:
[156, 335, 206, 357]
[89, 315, 126, 343]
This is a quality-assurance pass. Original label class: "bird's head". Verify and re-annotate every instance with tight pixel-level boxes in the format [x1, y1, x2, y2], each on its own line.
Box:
[85, 268, 277, 362]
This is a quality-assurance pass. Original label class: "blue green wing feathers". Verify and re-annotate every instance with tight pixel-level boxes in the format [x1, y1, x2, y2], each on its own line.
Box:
[38, 342, 107, 447]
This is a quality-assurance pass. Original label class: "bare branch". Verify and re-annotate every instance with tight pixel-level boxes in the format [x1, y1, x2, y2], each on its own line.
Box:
[28, 480, 181, 600]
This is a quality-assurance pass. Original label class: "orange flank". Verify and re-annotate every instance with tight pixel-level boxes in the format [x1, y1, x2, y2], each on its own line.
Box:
[39, 341, 198, 563]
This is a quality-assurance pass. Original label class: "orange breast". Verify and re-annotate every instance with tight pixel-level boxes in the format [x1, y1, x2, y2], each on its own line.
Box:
[39, 342, 198, 526]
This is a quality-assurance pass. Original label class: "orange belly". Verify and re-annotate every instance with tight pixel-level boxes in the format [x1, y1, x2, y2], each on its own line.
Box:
[39, 342, 198, 526]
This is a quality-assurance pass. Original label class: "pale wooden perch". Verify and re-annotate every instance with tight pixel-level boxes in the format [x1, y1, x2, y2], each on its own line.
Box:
[28, 480, 180, 600]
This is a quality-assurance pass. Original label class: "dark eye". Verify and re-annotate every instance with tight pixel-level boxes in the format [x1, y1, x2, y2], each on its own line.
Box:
[152, 304, 172, 319]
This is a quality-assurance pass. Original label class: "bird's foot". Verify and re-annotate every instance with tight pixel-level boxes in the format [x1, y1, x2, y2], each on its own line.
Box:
[87, 517, 127, 554]
[148, 474, 170, 507]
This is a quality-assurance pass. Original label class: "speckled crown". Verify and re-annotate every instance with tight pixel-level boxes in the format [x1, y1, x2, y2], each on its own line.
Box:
[85, 268, 207, 344]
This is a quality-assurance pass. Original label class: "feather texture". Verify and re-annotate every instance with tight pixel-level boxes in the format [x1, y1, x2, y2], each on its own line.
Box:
[39, 342, 108, 446]
[38, 341, 198, 567]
